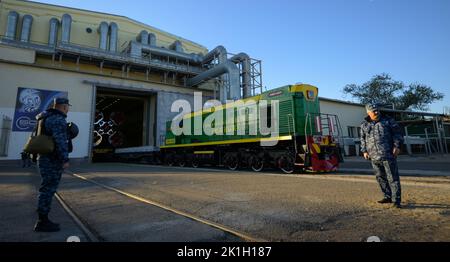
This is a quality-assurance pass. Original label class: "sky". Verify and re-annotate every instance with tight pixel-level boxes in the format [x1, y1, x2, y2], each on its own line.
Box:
[36, 0, 450, 113]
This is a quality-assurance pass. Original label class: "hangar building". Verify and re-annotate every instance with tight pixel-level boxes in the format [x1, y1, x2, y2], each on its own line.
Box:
[0, 0, 261, 163]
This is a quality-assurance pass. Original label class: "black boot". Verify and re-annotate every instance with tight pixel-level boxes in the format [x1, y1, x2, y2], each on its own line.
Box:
[377, 198, 392, 204]
[34, 213, 60, 232]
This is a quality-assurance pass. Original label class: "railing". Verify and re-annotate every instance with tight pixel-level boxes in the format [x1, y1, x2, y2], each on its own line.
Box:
[0, 36, 205, 89]
[287, 113, 298, 154]
[1, 36, 263, 93]
[305, 113, 342, 139]
[304, 113, 343, 150]
[405, 128, 448, 155]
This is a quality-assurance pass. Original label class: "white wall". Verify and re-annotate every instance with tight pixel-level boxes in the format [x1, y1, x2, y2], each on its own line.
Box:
[319, 99, 366, 137]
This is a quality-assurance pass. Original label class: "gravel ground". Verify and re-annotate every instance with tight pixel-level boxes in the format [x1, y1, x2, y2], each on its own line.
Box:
[60, 163, 450, 242]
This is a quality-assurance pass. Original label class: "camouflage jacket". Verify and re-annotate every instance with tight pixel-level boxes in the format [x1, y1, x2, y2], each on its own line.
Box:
[360, 115, 403, 161]
[35, 108, 69, 163]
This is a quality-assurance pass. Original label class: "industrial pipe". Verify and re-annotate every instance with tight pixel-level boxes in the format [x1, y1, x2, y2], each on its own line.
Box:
[48, 18, 59, 46]
[5, 11, 19, 40]
[61, 14, 72, 43]
[130, 41, 202, 63]
[148, 33, 156, 46]
[202, 45, 227, 64]
[109, 22, 118, 52]
[169, 40, 183, 52]
[98, 21, 109, 50]
[20, 15, 33, 42]
[186, 60, 240, 102]
[231, 52, 252, 98]
[137, 30, 149, 44]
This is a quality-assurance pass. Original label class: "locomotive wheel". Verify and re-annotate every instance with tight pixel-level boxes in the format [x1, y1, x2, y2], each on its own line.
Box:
[225, 154, 239, 171]
[165, 154, 175, 166]
[278, 155, 295, 174]
[191, 158, 199, 168]
[250, 156, 264, 172]
[178, 159, 186, 167]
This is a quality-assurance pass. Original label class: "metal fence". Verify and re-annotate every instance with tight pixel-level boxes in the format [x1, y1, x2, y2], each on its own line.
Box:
[404, 126, 448, 155]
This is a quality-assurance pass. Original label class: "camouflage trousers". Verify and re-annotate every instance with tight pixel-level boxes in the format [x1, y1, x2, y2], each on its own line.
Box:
[37, 157, 63, 215]
[371, 159, 401, 203]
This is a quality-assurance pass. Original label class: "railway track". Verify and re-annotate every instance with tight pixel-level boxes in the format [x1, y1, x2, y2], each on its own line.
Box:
[56, 169, 266, 242]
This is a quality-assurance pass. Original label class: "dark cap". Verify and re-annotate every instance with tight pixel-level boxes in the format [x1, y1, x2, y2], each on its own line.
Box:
[365, 103, 380, 112]
[54, 97, 71, 106]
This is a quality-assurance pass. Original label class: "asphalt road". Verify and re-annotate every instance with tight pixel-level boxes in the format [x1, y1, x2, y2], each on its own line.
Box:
[341, 160, 450, 173]
[0, 166, 87, 242]
[58, 163, 450, 242]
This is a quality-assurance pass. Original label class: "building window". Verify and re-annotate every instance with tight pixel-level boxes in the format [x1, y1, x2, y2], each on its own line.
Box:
[347, 126, 361, 138]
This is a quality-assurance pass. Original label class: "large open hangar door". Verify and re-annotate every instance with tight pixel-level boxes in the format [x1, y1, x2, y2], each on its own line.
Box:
[92, 87, 155, 162]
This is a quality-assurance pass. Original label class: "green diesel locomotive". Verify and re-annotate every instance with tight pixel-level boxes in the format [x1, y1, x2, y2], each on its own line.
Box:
[160, 84, 343, 173]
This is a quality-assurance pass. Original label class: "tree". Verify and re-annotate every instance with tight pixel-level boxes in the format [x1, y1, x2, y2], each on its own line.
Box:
[342, 73, 444, 111]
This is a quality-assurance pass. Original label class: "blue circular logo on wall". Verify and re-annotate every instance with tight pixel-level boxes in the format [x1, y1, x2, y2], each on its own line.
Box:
[15, 116, 36, 131]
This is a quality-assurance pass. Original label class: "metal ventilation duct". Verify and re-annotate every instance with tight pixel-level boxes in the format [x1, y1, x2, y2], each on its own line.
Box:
[98, 22, 109, 50]
[202, 45, 227, 64]
[137, 31, 156, 46]
[5, 11, 19, 40]
[61, 14, 72, 43]
[186, 60, 240, 102]
[148, 33, 156, 46]
[48, 18, 59, 46]
[137, 30, 149, 44]
[109, 22, 118, 52]
[19, 14, 33, 42]
[199, 45, 234, 101]
[129, 41, 202, 63]
[230, 53, 252, 98]
[169, 40, 183, 52]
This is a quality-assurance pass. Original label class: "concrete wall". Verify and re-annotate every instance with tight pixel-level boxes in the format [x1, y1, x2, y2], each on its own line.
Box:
[0, 45, 35, 64]
[0, 61, 210, 160]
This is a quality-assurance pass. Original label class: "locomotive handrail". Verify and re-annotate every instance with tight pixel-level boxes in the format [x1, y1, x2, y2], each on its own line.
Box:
[287, 114, 298, 154]
[287, 114, 292, 136]
[289, 99, 298, 155]
[304, 113, 310, 153]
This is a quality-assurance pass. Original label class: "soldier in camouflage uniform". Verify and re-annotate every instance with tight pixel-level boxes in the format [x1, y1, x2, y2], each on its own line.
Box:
[34, 97, 71, 232]
[360, 104, 403, 208]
